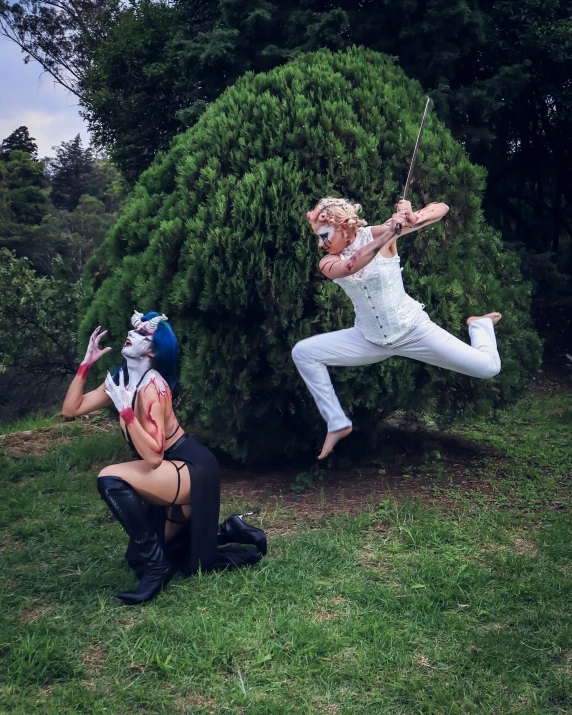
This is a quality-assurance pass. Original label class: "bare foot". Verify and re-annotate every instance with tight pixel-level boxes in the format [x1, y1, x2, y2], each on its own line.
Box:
[466, 312, 502, 326]
[318, 426, 353, 460]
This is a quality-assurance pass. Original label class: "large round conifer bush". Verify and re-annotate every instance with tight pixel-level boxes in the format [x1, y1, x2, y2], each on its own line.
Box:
[81, 47, 541, 463]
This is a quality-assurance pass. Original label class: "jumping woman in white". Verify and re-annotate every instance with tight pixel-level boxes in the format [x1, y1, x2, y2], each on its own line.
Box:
[292, 197, 501, 460]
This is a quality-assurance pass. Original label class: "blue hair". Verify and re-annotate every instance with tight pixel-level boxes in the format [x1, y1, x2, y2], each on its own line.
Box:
[112, 311, 178, 390]
[142, 311, 178, 390]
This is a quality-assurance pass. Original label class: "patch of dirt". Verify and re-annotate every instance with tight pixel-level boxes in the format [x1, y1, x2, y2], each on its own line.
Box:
[220, 429, 500, 520]
[513, 538, 538, 557]
[313, 704, 340, 715]
[176, 694, 217, 713]
[314, 598, 348, 622]
[18, 600, 46, 623]
[479, 543, 509, 555]
[415, 654, 434, 670]
[0, 416, 118, 458]
[0, 538, 25, 554]
[481, 623, 505, 632]
[82, 645, 108, 675]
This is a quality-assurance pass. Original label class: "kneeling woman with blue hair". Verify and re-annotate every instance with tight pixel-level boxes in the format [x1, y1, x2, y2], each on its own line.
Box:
[62, 311, 266, 605]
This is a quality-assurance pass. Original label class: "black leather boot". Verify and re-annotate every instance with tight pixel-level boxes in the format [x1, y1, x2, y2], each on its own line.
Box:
[217, 514, 267, 556]
[124, 541, 146, 580]
[97, 476, 175, 605]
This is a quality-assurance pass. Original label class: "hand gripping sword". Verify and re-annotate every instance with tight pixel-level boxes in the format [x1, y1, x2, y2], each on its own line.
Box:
[395, 97, 431, 235]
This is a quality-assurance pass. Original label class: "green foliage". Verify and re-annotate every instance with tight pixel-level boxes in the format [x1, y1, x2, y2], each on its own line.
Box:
[0, 149, 49, 225]
[81, 48, 542, 463]
[82, 0, 211, 184]
[0, 126, 125, 418]
[0, 249, 80, 419]
[46, 134, 97, 211]
[291, 466, 325, 495]
[0, 125, 38, 160]
[73, 0, 572, 279]
[0, 127, 125, 276]
[34, 194, 119, 279]
[0, 248, 80, 373]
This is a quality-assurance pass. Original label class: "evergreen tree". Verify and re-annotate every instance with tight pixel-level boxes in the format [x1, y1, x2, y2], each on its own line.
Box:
[0, 125, 38, 160]
[48, 135, 96, 211]
[0, 134, 124, 275]
[81, 48, 542, 464]
[0, 149, 50, 262]
[36, 194, 118, 278]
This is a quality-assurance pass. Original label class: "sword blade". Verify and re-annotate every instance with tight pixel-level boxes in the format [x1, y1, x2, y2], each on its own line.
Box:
[402, 97, 431, 201]
[395, 97, 431, 234]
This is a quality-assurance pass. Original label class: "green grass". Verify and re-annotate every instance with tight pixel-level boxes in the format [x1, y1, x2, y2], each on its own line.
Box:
[0, 411, 60, 436]
[0, 390, 570, 714]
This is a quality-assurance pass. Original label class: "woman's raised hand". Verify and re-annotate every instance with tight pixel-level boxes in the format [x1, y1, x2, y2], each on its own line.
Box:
[389, 210, 409, 233]
[395, 199, 418, 225]
[82, 326, 112, 367]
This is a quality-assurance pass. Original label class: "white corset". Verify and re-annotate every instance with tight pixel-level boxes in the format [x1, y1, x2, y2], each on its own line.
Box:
[333, 226, 425, 345]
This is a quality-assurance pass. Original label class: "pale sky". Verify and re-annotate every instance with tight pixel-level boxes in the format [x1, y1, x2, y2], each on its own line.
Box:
[0, 37, 90, 157]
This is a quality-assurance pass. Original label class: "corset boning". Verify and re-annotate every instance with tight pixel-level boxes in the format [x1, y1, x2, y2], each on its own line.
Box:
[333, 228, 424, 346]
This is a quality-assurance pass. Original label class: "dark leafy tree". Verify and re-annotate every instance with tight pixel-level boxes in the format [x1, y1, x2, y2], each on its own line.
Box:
[81, 48, 542, 464]
[81, 0, 198, 183]
[36, 194, 119, 278]
[0, 125, 38, 160]
[0, 249, 80, 419]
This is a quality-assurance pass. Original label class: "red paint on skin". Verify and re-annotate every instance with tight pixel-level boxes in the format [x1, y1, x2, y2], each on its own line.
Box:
[77, 362, 91, 380]
[346, 259, 355, 273]
[139, 375, 171, 453]
[144, 400, 164, 454]
[144, 376, 170, 400]
[120, 407, 136, 427]
[322, 258, 337, 275]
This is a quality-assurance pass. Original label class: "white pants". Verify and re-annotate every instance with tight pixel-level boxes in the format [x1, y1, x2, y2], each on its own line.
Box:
[291, 317, 501, 432]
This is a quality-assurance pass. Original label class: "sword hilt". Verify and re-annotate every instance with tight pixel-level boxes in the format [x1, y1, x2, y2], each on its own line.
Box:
[394, 195, 406, 235]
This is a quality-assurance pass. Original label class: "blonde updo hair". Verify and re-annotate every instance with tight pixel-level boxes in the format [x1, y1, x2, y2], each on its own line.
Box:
[314, 197, 368, 231]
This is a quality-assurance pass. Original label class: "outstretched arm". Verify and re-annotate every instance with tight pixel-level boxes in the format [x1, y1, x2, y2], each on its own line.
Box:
[319, 212, 405, 280]
[61, 326, 112, 417]
[371, 200, 449, 239]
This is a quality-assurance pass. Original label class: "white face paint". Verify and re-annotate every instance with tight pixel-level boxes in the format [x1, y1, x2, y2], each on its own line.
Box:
[121, 328, 153, 359]
[317, 225, 335, 248]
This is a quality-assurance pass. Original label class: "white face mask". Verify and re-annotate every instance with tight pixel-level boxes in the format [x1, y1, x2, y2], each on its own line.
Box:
[121, 328, 153, 359]
[317, 225, 335, 248]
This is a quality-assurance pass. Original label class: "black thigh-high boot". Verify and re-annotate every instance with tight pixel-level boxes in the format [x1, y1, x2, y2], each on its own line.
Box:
[97, 476, 175, 605]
